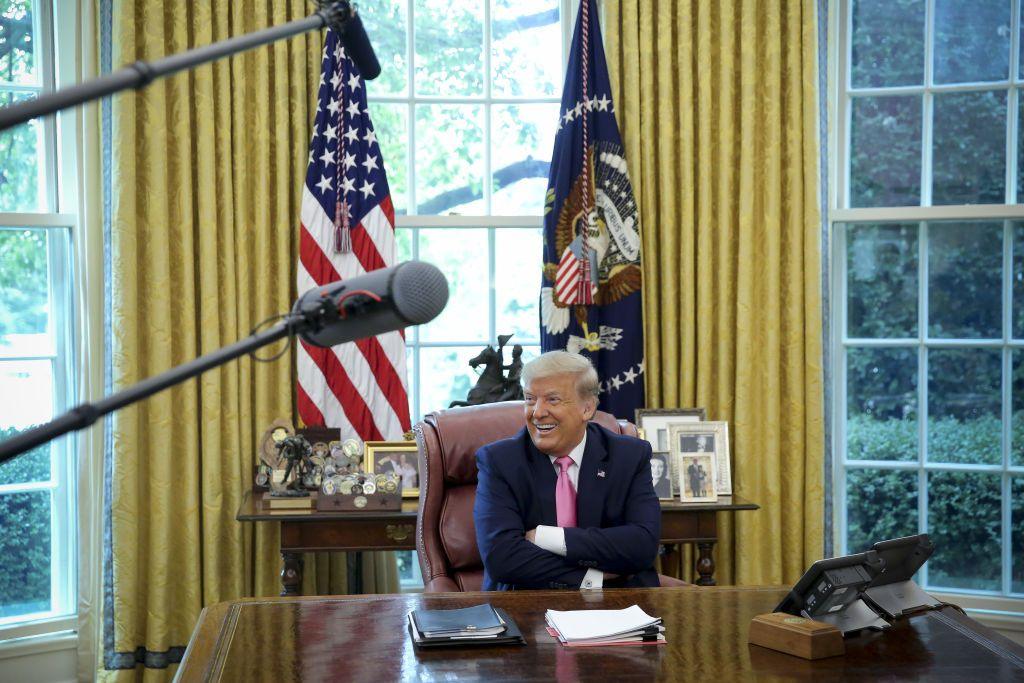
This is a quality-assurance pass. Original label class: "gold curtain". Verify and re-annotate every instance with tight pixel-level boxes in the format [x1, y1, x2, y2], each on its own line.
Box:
[605, 0, 824, 584]
[101, 1, 396, 679]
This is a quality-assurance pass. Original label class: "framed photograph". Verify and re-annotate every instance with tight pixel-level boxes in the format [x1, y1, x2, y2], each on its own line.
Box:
[678, 452, 718, 503]
[649, 452, 673, 500]
[364, 441, 420, 498]
[668, 421, 732, 496]
[635, 408, 706, 453]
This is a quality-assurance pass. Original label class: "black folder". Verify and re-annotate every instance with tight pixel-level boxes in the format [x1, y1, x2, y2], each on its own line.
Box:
[408, 607, 526, 649]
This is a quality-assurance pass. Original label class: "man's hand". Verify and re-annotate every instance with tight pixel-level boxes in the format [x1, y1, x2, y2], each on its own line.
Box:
[525, 528, 537, 544]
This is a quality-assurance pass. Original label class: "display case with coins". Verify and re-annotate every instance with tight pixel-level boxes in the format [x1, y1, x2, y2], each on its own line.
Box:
[316, 470, 404, 511]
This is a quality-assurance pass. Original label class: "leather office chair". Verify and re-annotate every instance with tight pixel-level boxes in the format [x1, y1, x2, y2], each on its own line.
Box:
[413, 401, 687, 592]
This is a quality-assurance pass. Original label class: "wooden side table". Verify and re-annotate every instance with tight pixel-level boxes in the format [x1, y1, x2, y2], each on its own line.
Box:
[236, 492, 759, 594]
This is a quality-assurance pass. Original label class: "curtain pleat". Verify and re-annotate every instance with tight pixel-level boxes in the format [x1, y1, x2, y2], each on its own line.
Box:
[606, 0, 825, 585]
[101, 2, 397, 679]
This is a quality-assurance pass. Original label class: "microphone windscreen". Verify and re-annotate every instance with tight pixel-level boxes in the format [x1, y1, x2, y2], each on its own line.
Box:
[392, 261, 449, 325]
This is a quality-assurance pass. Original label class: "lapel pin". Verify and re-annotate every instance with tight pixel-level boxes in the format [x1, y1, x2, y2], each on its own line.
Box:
[597, 470, 606, 478]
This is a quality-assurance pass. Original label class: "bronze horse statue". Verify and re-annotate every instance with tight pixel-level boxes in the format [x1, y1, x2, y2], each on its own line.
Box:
[449, 335, 524, 408]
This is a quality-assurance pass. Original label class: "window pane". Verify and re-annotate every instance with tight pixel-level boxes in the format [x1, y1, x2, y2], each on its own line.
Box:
[845, 468, 918, 553]
[367, 102, 408, 215]
[358, 0, 407, 96]
[1019, 102, 1024, 204]
[419, 346, 479, 414]
[846, 223, 917, 338]
[0, 227, 50, 348]
[417, 228, 488, 342]
[0, 93, 44, 212]
[1014, 477, 1024, 593]
[0, 490, 51, 618]
[934, 0, 1010, 84]
[928, 348, 1001, 465]
[396, 549, 421, 587]
[928, 222, 1001, 338]
[395, 227, 412, 262]
[932, 91, 1006, 205]
[414, 0, 483, 97]
[850, 0, 924, 88]
[847, 348, 917, 462]
[415, 104, 484, 214]
[0, 359, 54, 429]
[1013, 223, 1024, 339]
[0, 1, 37, 86]
[491, 103, 558, 215]
[849, 96, 921, 207]
[491, 0, 561, 97]
[0, 427, 51, 485]
[495, 228, 542, 343]
[1012, 350, 1024, 467]
[927, 471, 1000, 591]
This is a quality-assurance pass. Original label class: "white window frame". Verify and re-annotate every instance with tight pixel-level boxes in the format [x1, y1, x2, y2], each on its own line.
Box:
[828, 0, 1024, 607]
[0, 0, 79, 640]
[367, 0, 575, 422]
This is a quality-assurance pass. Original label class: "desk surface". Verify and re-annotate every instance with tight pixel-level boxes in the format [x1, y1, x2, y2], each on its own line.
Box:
[177, 587, 1024, 682]
[235, 491, 758, 522]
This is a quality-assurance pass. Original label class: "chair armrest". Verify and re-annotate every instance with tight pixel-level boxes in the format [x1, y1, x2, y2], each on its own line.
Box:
[424, 576, 462, 593]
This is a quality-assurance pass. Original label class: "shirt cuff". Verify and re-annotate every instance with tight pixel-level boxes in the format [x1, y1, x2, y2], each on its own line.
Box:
[581, 568, 604, 590]
[533, 525, 567, 556]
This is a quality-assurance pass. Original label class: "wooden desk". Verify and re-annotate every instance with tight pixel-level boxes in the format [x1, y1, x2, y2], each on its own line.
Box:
[236, 493, 759, 594]
[177, 586, 1024, 682]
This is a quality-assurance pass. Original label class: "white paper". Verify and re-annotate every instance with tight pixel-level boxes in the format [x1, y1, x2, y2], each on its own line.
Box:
[545, 605, 661, 642]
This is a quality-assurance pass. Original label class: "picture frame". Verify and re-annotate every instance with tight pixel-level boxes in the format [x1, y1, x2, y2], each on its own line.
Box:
[634, 408, 706, 453]
[677, 452, 718, 503]
[668, 421, 732, 496]
[649, 452, 674, 501]
[364, 441, 420, 499]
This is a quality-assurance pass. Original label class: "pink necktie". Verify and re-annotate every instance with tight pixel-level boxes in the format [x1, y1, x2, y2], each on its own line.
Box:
[554, 456, 577, 528]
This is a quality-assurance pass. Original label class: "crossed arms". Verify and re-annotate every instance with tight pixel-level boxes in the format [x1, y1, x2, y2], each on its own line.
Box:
[473, 445, 660, 589]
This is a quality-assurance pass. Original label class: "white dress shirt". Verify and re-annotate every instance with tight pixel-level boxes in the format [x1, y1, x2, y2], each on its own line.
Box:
[531, 432, 604, 590]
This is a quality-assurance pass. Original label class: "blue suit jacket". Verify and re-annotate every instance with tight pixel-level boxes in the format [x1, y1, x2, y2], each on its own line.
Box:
[473, 422, 661, 591]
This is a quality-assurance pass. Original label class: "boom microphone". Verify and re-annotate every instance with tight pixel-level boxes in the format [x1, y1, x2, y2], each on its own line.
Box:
[332, 2, 381, 80]
[293, 260, 449, 348]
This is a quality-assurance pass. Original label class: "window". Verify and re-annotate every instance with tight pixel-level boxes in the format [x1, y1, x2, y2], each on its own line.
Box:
[361, 0, 569, 420]
[832, 0, 1024, 597]
[0, 0, 77, 633]
[358, 0, 570, 588]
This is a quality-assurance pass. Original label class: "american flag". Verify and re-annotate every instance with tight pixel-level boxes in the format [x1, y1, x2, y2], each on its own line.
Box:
[296, 29, 411, 439]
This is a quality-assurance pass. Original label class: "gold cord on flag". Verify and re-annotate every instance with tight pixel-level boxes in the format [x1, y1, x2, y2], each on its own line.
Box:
[576, 0, 594, 305]
[334, 51, 352, 254]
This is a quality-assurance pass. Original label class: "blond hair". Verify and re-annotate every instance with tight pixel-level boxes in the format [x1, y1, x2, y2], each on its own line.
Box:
[521, 351, 599, 400]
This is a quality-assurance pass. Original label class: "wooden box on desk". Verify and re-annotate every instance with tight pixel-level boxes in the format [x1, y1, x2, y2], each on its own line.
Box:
[748, 612, 844, 660]
[317, 492, 402, 512]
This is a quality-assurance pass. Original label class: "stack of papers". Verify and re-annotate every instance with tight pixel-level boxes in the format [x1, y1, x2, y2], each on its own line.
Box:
[407, 603, 526, 649]
[545, 605, 666, 647]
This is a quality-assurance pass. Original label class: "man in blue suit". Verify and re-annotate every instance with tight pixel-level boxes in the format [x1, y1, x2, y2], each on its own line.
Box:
[474, 351, 661, 591]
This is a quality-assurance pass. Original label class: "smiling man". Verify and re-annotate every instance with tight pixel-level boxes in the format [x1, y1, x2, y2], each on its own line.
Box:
[473, 351, 661, 591]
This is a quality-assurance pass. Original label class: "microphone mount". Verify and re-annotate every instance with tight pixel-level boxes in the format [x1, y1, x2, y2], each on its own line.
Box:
[0, 1, 365, 132]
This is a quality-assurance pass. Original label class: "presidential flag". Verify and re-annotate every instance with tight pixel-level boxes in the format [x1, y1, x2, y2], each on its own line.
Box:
[540, 0, 644, 419]
[297, 29, 411, 439]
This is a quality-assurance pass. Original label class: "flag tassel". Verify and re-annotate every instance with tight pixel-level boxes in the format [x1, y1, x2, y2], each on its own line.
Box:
[335, 198, 352, 254]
